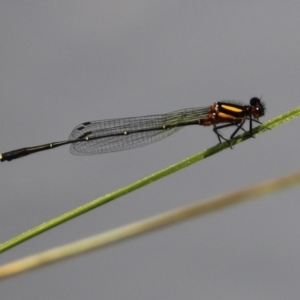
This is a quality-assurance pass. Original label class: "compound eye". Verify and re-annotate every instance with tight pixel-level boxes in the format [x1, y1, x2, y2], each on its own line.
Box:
[252, 105, 263, 118]
[250, 97, 265, 118]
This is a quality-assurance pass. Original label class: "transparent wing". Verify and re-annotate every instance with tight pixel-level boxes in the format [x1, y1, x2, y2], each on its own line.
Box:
[69, 107, 210, 155]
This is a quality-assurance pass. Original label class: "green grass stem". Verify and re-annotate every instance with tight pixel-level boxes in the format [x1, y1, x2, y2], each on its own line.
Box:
[0, 105, 299, 253]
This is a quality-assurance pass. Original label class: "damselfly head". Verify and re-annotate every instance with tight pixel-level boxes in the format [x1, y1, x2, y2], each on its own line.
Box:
[250, 97, 265, 119]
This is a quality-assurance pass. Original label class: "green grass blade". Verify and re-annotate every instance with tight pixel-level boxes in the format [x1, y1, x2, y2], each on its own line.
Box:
[1, 105, 300, 253]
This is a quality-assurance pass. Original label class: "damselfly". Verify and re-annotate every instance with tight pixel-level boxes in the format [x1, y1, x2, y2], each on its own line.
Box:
[0, 97, 265, 162]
